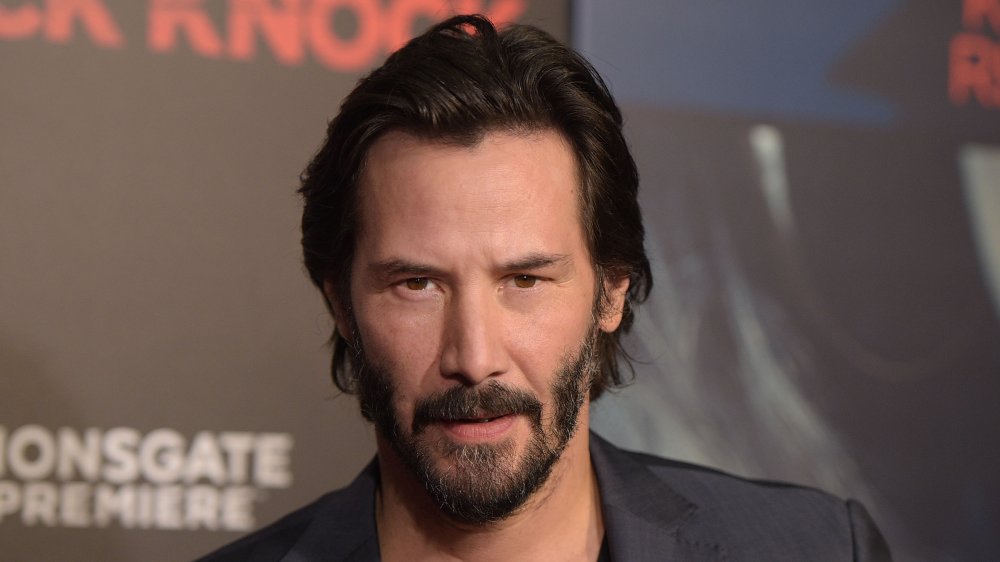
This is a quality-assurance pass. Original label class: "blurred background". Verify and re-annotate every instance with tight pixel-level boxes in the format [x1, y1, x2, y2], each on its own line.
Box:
[1, 1, 997, 560]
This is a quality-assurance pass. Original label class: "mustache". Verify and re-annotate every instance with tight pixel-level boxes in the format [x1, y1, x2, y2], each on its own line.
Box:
[412, 381, 543, 434]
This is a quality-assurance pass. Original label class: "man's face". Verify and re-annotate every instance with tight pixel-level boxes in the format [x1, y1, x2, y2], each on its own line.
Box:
[335, 130, 624, 524]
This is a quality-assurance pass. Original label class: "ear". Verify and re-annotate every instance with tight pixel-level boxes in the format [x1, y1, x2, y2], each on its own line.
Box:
[598, 275, 630, 333]
[322, 279, 352, 341]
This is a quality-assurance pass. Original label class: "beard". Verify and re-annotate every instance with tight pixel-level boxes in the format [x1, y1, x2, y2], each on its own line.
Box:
[351, 331, 597, 525]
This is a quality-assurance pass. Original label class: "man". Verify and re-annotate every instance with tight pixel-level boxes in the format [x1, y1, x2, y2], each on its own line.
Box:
[200, 14, 891, 562]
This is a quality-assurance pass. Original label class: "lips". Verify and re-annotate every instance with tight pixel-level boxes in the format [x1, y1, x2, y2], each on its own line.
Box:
[444, 412, 510, 424]
[438, 413, 518, 440]
[461, 416, 504, 423]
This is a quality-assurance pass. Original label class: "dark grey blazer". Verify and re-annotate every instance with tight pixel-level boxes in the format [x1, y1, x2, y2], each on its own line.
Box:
[197, 432, 892, 561]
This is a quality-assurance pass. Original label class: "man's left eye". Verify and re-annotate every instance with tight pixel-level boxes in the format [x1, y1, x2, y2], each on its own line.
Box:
[512, 275, 538, 289]
[404, 278, 431, 290]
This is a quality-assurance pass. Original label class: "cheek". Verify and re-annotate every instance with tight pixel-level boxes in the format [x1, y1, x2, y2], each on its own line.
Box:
[356, 299, 444, 392]
[505, 298, 594, 383]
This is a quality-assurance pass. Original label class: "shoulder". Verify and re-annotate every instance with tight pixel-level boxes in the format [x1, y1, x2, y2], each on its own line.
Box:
[635, 447, 848, 519]
[195, 461, 379, 562]
[591, 433, 892, 561]
[195, 492, 332, 562]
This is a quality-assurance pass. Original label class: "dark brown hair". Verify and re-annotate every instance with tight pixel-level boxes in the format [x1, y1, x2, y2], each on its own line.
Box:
[299, 14, 651, 400]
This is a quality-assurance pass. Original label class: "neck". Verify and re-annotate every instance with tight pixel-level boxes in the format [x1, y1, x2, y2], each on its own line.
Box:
[376, 408, 604, 562]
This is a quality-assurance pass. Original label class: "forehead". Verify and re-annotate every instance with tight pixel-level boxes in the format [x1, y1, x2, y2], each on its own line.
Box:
[353, 129, 587, 264]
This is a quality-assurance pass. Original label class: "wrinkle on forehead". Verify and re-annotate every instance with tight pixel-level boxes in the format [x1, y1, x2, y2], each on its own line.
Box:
[353, 129, 587, 271]
[355, 128, 581, 231]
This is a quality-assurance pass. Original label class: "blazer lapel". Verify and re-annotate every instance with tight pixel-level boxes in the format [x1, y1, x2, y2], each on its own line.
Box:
[590, 433, 725, 562]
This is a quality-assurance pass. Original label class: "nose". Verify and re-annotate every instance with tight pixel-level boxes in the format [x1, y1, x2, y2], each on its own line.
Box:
[438, 287, 510, 384]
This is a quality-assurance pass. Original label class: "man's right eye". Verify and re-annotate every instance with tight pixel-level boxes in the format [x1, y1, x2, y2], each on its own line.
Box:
[404, 278, 430, 290]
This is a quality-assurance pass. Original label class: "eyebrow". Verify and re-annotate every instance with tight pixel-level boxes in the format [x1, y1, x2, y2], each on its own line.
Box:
[501, 253, 572, 272]
[367, 259, 443, 281]
[366, 253, 572, 280]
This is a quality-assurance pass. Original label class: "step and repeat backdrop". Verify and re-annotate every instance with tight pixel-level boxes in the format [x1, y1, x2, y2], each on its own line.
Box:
[0, 2, 567, 560]
[2, 1, 997, 561]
